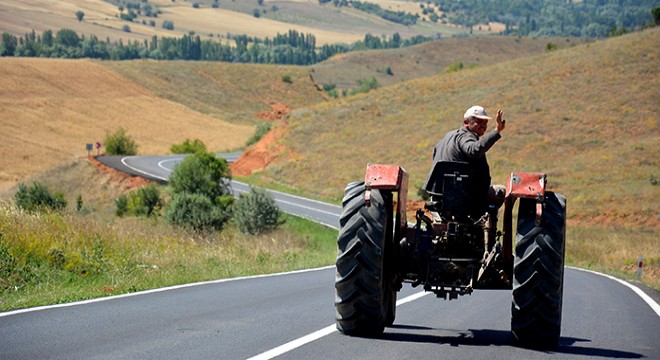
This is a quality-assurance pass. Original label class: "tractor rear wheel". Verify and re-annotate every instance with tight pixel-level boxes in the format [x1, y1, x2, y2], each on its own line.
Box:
[512, 191, 566, 349]
[335, 181, 394, 336]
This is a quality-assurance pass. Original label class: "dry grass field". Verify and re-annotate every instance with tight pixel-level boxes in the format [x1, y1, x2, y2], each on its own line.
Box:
[0, 0, 471, 46]
[0, 57, 254, 194]
[310, 35, 591, 90]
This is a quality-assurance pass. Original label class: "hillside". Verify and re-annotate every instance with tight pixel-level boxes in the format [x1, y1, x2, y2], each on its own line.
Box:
[0, 58, 256, 194]
[101, 60, 326, 125]
[238, 27, 659, 278]
[310, 35, 592, 90]
[246, 27, 659, 246]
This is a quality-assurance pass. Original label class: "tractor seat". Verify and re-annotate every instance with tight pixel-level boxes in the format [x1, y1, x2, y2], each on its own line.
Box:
[423, 161, 476, 219]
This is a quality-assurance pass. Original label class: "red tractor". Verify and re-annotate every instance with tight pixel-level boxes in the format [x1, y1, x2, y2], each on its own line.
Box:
[334, 162, 566, 349]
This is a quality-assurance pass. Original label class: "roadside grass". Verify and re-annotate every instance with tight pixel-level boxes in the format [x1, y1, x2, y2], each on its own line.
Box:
[0, 203, 337, 312]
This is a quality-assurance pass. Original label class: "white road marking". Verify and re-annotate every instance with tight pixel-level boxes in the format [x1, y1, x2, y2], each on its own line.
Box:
[569, 266, 660, 317]
[246, 291, 430, 360]
[0, 266, 335, 318]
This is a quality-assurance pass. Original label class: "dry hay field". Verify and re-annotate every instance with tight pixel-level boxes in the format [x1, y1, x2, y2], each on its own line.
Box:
[0, 57, 254, 194]
[0, 0, 366, 45]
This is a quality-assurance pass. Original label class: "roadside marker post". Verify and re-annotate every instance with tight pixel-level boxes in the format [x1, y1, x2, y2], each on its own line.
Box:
[637, 258, 643, 281]
[86, 143, 93, 158]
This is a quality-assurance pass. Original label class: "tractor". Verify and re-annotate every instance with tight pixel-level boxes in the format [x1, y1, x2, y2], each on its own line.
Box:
[334, 162, 566, 349]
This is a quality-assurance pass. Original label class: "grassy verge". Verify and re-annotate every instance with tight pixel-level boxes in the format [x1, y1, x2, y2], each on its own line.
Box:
[0, 204, 338, 312]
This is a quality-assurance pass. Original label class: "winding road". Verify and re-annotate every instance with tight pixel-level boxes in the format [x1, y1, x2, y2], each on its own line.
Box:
[1, 154, 658, 360]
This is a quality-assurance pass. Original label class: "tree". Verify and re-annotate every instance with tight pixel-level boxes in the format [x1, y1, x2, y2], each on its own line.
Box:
[166, 151, 233, 231]
[104, 128, 138, 155]
[75, 11, 85, 22]
[653, 7, 660, 26]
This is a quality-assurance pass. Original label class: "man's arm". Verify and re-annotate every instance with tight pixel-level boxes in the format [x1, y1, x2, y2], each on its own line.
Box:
[458, 130, 501, 159]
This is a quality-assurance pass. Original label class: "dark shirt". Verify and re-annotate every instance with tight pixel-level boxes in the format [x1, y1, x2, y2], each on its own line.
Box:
[427, 127, 501, 208]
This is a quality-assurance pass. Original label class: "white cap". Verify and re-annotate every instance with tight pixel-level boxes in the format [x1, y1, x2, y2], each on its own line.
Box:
[463, 105, 492, 120]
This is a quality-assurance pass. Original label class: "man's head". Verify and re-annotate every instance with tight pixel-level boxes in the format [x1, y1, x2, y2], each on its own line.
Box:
[463, 105, 491, 136]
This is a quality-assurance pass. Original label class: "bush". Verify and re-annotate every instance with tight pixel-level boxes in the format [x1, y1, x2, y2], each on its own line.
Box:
[162, 20, 174, 30]
[349, 77, 380, 95]
[170, 138, 207, 154]
[444, 61, 463, 72]
[168, 152, 232, 203]
[233, 187, 283, 235]
[282, 74, 292, 83]
[104, 128, 138, 155]
[114, 184, 163, 217]
[14, 182, 67, 212]
[166, 151, 233, 231]
[246, 122, 272, 147]
[166, 193, 229, 231]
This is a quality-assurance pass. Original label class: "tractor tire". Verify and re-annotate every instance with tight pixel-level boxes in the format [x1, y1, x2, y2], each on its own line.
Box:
[335, 181, 395, 336]
[511, 191, 566, 349]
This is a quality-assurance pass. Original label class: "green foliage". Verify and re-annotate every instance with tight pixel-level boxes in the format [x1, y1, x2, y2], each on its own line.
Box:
[115, 194, 128, 217]
[162, 20, 174, 30]
[246, 122, 272, 147]
[167, 152, 232, 230]
[104, 128, 138, 156]
[444, 61, 464, 72]
[113, 184, 163, 218]
[233, 187, 283, 235]
[75, 11, 85, 22]
[122, 25, 132, 33]
[546, 42, 558, 52]
[654, 7, 660, 26]
[253, 9, 261, 18]
[166, 193, 229, 231]
[349, 77, 380, 95]
[169, 152, 232, 202]
[170, 138, 207, 154]
[282, 74, 292, 83]
[14, 182, 67, 212]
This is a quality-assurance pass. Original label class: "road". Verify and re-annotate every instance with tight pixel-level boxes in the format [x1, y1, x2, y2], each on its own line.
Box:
[1, 154, 657, 359]
[96, 154, 341, 229]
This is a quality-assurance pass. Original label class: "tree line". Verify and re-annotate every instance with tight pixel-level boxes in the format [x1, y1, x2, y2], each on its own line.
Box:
[0, 28, 437, 64]
[429, 0, 660, 37]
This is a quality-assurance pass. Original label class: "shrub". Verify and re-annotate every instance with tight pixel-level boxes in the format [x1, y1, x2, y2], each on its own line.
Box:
[282, 74, 292, 83]
[170, 138, 207, 154]
[115, 194, 128, 216]
[162, 20, 175, 30]
[104, 128, 138, 155]
[349, 77, 380, 95]
[166, 193, 229, 231]
[233, 187, 283, 235]
[246, 122, 272, 147]
[168, 152, 232, 203]
[444, 61, 463, 72]
[114, 184, 163, 217]
[14, 182, 67, 212]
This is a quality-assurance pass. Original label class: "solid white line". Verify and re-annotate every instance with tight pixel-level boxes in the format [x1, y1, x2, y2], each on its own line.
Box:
[568, 266, 660, 317]
[246, 291, 430, 360]
[120, 156, 168, 181]
[0, 266, 335, 318]
[158, 157, 184, 172]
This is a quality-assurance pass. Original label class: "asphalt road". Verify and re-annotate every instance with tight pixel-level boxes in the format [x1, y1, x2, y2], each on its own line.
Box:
[1, 267, 658, 359]
[2, 154, 656, 359]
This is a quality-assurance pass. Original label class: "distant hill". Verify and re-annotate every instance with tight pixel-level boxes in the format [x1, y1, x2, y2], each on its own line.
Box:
[253, 28, 660, 232]
[310, 35, 592, 91]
